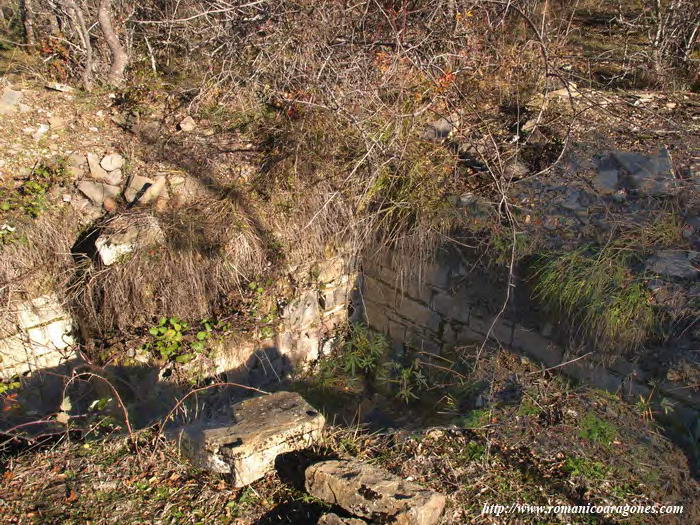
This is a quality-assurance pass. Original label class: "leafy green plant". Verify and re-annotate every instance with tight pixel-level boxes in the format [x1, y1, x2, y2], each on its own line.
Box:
[381, 359, 428, 403]
[455, 408, 490, 429]
[341, 323, 388, 376]
[578, 411, 617, 446]
[518, 399, 542, 417]
[143, 317, 213, 363]
[0, 378, 21, 395]
[0, 159, 67, 219]
[460, 440, 486, 461]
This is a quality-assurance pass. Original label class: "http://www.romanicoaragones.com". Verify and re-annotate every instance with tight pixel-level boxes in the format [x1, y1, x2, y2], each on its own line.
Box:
[481, 503, 684, 518]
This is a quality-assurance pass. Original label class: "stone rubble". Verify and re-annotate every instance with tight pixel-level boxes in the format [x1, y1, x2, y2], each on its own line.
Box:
[645, 250, 699, 280]
[596, 149, 679, 197]
[179, 116, 197, 132]
[305, 459, 446, 525]
[0, 87, 22, 114]
[78, 180, 121, 207]
[100, 152, 125, 172]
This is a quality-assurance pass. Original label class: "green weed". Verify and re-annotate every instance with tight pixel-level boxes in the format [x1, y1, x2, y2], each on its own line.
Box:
[455, 408, 490, 429]
[578, 411, 617, 446]
[143, 317, 213, 363]
[564, 456, 608, 480]
[518, 399, 542, 417]
[381, 358, 429, 403]
[340, 323, 388, 376]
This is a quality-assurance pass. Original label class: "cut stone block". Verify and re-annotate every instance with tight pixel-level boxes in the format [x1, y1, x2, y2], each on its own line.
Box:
[0, 294, 76, 379]
[305, 459, 446, 525]
[178, 391, 325, 487]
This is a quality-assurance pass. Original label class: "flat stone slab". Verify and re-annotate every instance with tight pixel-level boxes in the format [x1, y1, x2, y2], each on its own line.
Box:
[0, 87, 22, 114]
[179, 391, 325, 487]
[306, 459, 446, 525]
[77, 180, 121, 206]
[645, 250, 698, 280]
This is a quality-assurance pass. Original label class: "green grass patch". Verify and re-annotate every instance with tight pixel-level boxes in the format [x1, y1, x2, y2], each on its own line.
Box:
[455, 408, 490, 429]
[531, 244, 655, 352]
[564, 456, 608, 480]
[578, 411, 617, 446]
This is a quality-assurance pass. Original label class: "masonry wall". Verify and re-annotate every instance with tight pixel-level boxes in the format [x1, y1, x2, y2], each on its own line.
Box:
[361, 248, 700, 428]
[210, 253, 358, 385]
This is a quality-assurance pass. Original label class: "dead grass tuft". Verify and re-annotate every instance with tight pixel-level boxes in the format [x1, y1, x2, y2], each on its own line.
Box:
[70, 198, 268, 336]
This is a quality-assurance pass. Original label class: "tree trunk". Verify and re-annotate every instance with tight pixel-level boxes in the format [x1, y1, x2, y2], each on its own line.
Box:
[21, 0, 36, 46]
[63, 0, 94, 90]
[97, 0, 128, 86]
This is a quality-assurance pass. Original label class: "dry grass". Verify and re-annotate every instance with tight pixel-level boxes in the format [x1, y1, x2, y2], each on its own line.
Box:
[69, 198, 268, 336]
[0, 205, 82, 337]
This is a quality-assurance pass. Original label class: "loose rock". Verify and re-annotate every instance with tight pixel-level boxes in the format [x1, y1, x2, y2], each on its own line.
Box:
[77, 180, 121, 206]
[87, 152, 111, 181]
[305, 459, 446, 525]
[645, 250, 699, 280]
[318, 514, 367, 525]
[0, 87, 22, 114]
[178, 391, 325, 487]
[100, 153, 125, 172]
[124, 174, 155, 204]
[45, 82, 75, 93]
[179, 116, 197, 132]
[94, 215, 164, 265]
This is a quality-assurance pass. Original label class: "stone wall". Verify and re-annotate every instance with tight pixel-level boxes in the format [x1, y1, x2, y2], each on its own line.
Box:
[209, 253, 358, 385]
[0, 294, 77, 380]
[361, 248, 700, 429]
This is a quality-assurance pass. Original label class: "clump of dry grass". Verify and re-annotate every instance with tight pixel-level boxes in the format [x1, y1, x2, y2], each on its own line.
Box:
[70, 198, 268, 337]
[0, 205, 82, 336]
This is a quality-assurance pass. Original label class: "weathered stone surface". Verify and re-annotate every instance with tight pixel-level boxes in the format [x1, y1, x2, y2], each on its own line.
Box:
[645, 250, 698, 279]
[0, 87, 22, 114]
[77, 180, 121, 206]
[611, 149, 678, 196]
[179, 116, 196, 132]
[306, 459, 445, 525]
[100, 152, 125, 172]
[593, 155, 619, 195]
[95, 215, 164, 265]
[87, 152, 111, 181]
[140, 175, 166, 204]
[0, 294, 76, 379]
[285, 290, 320, 329]
[420, 115, 457, 141]
[318, 513, 367, 525]
[124, 174, 156, 203]
[179, 391, 325, 487]
[45, 82, 75, 93]
[48, 116, 67, 130]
